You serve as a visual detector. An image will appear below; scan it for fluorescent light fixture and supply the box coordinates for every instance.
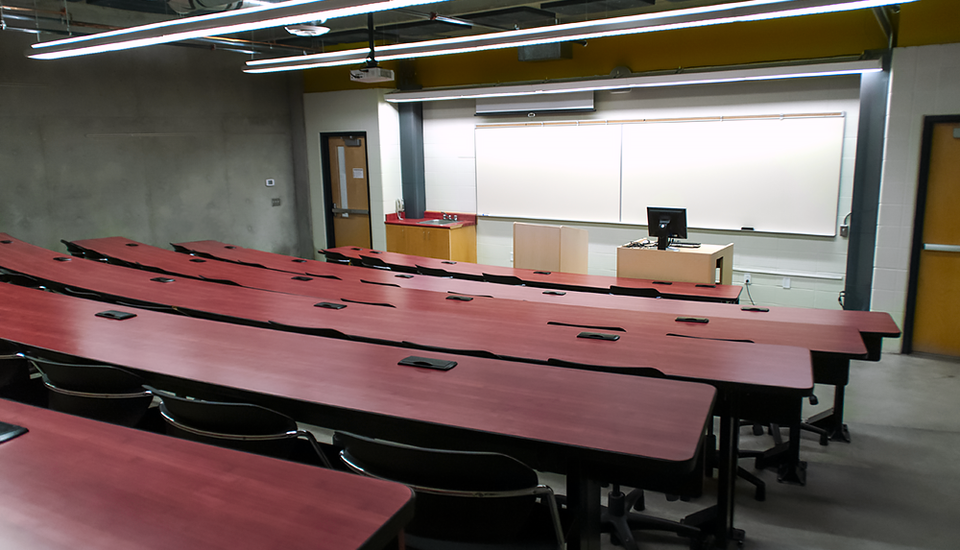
[27,0,445,60]
[245,0,915,74]
[382,58,883,102]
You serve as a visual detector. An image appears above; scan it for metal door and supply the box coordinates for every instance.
[906,119,960,356]
[326,136,371,248]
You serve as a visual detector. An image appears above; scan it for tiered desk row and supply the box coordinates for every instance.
[320,245,743,303]
[0,233,900,549]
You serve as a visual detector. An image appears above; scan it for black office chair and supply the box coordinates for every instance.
[609,285,662,299]
[335,431,566,550]
[319,249,353,265]
[361,254,419,273]
[482,273,525,286]
[0,343,46,405]
[416,265,455,278]
[27,355,154,427]
[145,386,333,468]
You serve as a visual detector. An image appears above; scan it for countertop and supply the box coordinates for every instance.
[385,211,477,228]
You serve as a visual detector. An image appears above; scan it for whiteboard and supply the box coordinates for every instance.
[475,124,621,223]
[620,116,845,235]
[474,114,846,236]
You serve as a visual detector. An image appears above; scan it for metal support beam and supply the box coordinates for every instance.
[843,52,891,311]
[872,7,896,49]
[399,103,426,219]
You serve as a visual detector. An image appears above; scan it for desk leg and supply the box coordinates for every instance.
[805,384,851,442]
[683,404,744,548]
[567,465,601,550]
[751,398,807,485]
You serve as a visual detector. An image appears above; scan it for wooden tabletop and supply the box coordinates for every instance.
[0,399,414,550]
[319,245,743,302]
[0,282,716,480]
[176,239,899,341]
[2,235,819,392]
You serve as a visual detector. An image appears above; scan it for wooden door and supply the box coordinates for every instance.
[909,120,960,356]
[327,136,371,248]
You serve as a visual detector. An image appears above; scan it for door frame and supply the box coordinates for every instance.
[902,114,960,353]
[319,132,372,249]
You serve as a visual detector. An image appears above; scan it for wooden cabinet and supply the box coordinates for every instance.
[386,224,477,262]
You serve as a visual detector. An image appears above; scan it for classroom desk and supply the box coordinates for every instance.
[0,399,414,550]
[0,282,716,550]
[167,238,898,442]
[172,238,900,355]
[4,235,817,546]
[56,235,863,447]
[320,245,743,303]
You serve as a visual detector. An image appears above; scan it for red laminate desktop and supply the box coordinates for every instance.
[320,245,743,302]
[3,235,825,389]
[0,282,715,550]
[0,399,413,550]
[176,239,898,352]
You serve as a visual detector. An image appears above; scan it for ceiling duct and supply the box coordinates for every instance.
[518,42,573,62]
[475,91,594,117]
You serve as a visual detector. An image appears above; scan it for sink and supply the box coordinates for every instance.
[417,219,460,225]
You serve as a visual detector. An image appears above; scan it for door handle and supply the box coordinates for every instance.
[923,243,960,253]
[332,208,369,215]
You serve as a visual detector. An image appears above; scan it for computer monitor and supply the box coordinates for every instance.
[647,207,687,250]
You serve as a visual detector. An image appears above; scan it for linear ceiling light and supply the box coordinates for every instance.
[244,0,916,74]
[26,0,446,60]
[382,58,883,102]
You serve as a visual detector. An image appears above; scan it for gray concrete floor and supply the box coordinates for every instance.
[541,352,960,549]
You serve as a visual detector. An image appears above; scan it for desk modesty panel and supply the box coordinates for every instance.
[0,399,414,550]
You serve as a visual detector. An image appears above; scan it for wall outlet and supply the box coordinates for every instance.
[271,198,281,207]
[265,178,275,187]
[743,273,752,285]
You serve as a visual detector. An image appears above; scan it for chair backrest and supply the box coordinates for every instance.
[609,285,661,298]
[29,356,148,394]
[26,355,152,427]
[335,432,543,543]
[416,265,454,278]
[0,344,30,392]
[146,386,300,458]
[482,273,525,286]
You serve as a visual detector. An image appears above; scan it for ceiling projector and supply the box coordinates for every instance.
[350,67,395,83]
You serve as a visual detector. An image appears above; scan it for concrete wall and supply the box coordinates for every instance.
[0,32,303,255]
[874,43,960,351]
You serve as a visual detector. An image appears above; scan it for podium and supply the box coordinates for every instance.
[617,243,734,285]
